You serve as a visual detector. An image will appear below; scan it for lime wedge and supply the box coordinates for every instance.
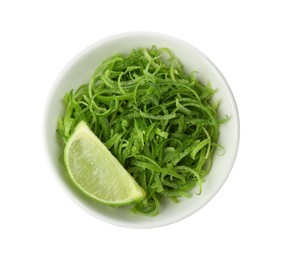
[64,121,146,206]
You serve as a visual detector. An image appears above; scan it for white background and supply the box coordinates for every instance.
[1,0,286,259]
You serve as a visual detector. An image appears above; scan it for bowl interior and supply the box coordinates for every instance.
[45,32,239,228]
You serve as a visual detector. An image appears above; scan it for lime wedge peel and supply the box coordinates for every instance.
[64,121,146,206]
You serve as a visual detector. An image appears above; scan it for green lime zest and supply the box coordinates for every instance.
[57,46,227,216]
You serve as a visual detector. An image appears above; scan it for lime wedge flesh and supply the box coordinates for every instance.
[64,121,146,206]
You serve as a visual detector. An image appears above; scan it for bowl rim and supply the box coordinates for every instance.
[44,31,240,228]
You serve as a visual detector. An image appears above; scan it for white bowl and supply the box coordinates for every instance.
[44,32,240,228]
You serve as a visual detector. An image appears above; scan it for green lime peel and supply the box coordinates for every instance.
[57,46,228,216]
